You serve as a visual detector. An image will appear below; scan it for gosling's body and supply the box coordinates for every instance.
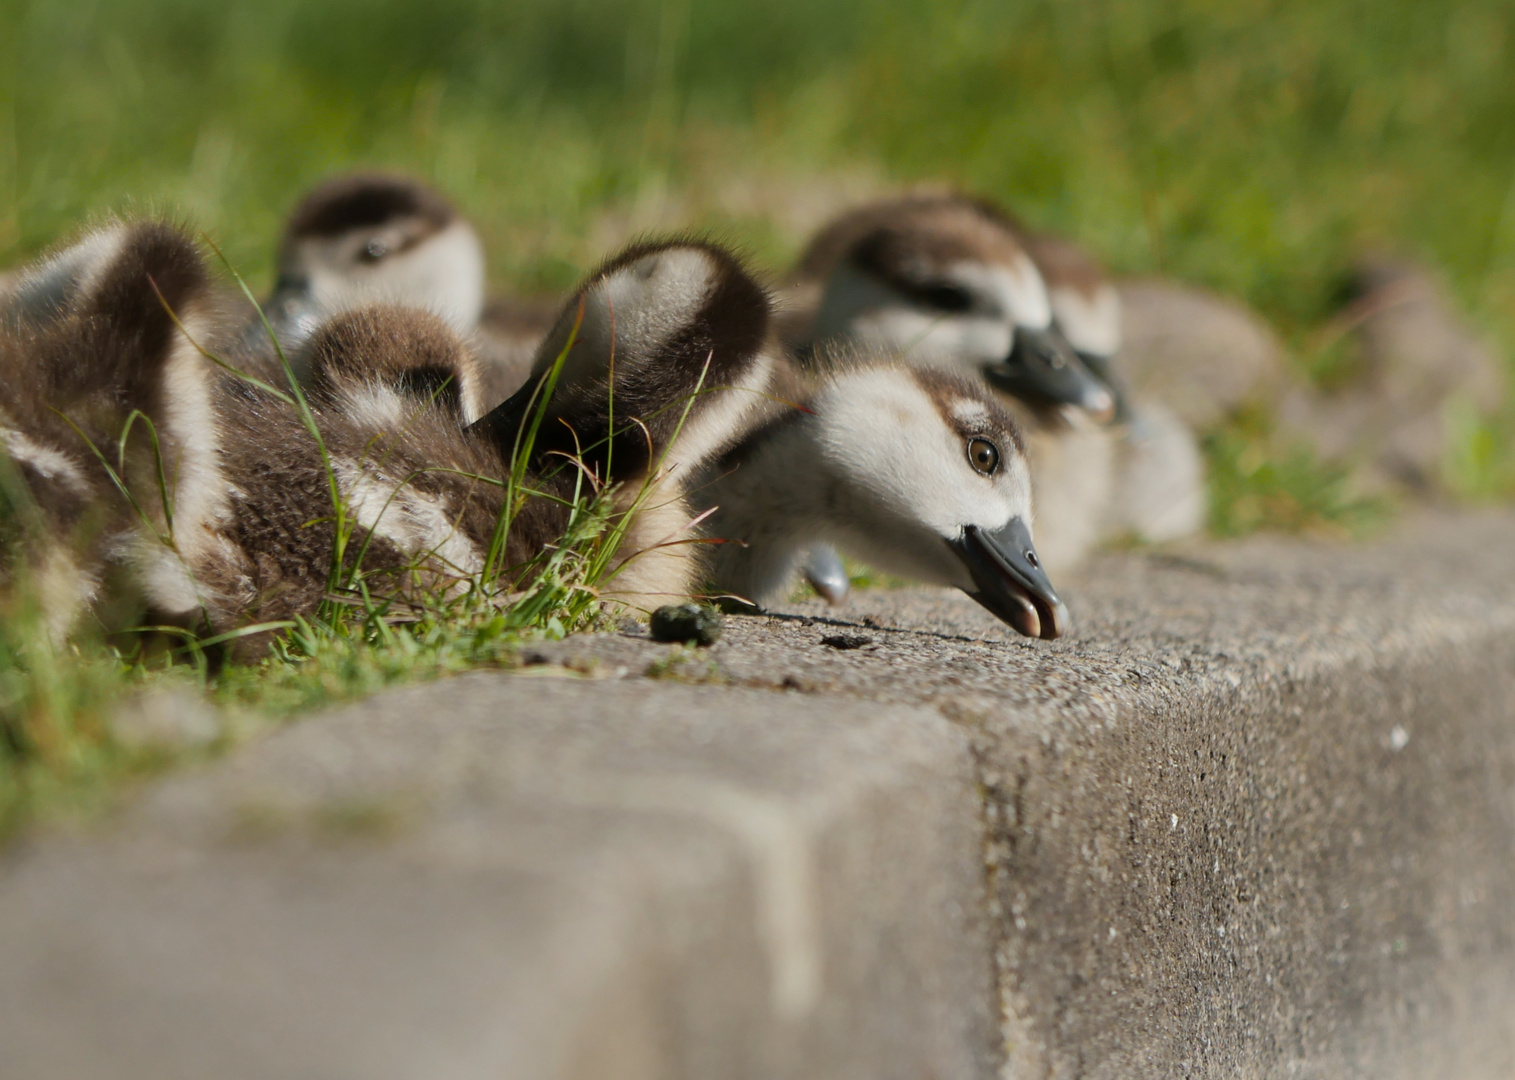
[0,225,772,651]
[1022,230,1206,545]
[3,221,1067,647]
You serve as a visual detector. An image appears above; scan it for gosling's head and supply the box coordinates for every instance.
[802,194,1114,421]
[1021,230,1126,419]
[271,173,486,343]
[802,361,1067,638]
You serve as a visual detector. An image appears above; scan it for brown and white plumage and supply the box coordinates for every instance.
[783,194,1115,575]
[0,224,774,653]
[1019,230,1206,546]
[261,173,553,412]
[788,194,1208,572]
[3,219,1071,651]
[691,354,1067,639]
[0,220,232,641]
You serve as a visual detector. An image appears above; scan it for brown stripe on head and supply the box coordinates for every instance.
[282,173,456,243]
[582,237,770,384]
[906,365,1026,457]
[80,222,210,356]
[57,221,215,416]
[797,193,1030,284]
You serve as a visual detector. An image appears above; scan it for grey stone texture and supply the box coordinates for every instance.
[6,511,1515,1077]
[535,512,1515,1077]
[0,681,993,1080]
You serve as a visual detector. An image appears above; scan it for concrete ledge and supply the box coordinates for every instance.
[0,683,993,1079]
[5,511,1515,1076]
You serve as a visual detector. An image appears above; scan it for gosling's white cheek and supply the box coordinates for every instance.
[950,480,1016,536]
[997,461,1036,531]
[858,310,1012,371]
[817,372,1022,540]
[394,223,487,331]
[950,260,1053,332]
[851,309,935,355]
[305,267,355,315]
[938,317,1013,368]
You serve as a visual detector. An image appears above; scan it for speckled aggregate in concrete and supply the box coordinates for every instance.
[527,511,1515,1078]
[5,511,1515,1079]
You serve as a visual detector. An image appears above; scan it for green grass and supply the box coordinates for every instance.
[3,0,1515,320]
[4,0,1515,826]
[1204,408,1393,538]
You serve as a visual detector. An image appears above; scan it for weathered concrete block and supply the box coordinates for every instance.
[5,512,1515,1077]
[528,511,1515,1076]
[0,682,994,1080]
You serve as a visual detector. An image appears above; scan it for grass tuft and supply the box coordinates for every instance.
[1204,409,1392,539]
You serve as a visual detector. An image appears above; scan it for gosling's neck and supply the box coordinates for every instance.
[695,412,834,607]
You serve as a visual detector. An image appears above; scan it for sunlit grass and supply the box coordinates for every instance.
[1204,408,1393,539]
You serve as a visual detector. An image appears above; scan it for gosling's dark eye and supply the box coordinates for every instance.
[921,281,969,312]
[967,437,1000,476]
[896,278,969,312]
[917,283,974,313]
[360,238,389,263]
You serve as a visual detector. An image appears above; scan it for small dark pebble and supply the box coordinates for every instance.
[650,603,724,646]
[820,633,873,650]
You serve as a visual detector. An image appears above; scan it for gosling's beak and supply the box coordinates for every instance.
[254,273,323,352]
[802,545,852,606]
[986,327,1116,422]
[947,518,1068,640]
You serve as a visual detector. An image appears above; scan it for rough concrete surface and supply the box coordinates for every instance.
[0,683,993,1080]
[528,511,1515,1078]
[5,511,1515,1078]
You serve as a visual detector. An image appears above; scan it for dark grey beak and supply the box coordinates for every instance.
[986,326,1115,422]
[247,273,323,354]
[947,518,1068,640]
[802,545,851,606]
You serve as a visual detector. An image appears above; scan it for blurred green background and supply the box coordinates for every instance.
[2,0,1514,504]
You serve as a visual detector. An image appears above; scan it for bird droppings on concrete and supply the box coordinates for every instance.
[819,633,873,650]
[650,602,725,646]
